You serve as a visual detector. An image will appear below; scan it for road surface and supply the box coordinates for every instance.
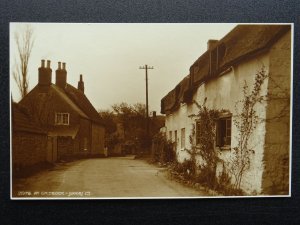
[13,156,208,198]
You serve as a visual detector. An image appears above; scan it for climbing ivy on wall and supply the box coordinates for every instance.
[170,66,270,194]
[188,99,225,188]
[229,66,268,190]
[186,67,268,193]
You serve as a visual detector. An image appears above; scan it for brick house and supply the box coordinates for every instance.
[12,102,47,171]
[160,25,291,195]
[19,60,105,160]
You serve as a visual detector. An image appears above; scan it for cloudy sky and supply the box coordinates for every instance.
[10,23,237,114]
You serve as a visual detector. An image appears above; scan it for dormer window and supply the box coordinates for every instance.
[209,42,226,76]
[55,113,69,125]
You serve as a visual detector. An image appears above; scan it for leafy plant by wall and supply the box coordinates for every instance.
[187,99,225,189]
[228,66,268,190]
[151,133,175,164]
[167,67,271,195]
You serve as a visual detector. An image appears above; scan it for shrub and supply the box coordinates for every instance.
[193,166,217,189]
[151,133,175,164]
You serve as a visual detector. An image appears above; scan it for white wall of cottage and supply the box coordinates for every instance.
[165,52,270,194]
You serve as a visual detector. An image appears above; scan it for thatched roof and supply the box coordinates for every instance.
[161,24,291,114]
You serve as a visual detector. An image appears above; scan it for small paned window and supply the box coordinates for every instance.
[55,113,69,125]
[216,117,231,147]
[181,128,186,149]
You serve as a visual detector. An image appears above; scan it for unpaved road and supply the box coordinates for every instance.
[13,156,208,198]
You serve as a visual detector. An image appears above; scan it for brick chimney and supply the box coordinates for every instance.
[207,39,218,50]
[77,74,84,93]
[56,62,67,89]
[38,59,52,86]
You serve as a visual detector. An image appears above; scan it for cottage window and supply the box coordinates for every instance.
[181,128,185,149]
[169,131,172,141]
[209,43,226,77]
[216,117,231,148]
[55,113,69,125]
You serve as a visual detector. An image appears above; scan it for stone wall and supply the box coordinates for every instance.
[262,30,291,195]
[110,144,123,156]
[12,131,47,169]
[77,118,91,154]
[91,123,105,155]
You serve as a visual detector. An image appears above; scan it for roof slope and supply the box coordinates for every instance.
[51,84,89,119]
[161,75,190,113]
[64,84,104,125]
[12,103,46,134]
[161,24,291,114]
[192,24,290,69]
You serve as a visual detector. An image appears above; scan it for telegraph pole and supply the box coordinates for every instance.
[139,64,154,137]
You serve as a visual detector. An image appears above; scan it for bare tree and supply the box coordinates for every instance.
[13,25,34,98]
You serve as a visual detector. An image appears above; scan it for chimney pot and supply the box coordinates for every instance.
[55,62,67,89]
[78,74,84,93]
[39,60,52,86]
[47,60,51,68]
[207,39,218,50]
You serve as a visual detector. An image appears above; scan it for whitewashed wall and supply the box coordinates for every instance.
[165,52,270,194]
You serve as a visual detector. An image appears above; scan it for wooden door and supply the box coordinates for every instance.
[46,136,58,163]
[46,136,53,163]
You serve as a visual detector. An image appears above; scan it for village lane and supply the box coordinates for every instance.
[13,156,208,198]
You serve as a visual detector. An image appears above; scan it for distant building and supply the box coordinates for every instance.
[19,60,105,160]
[109,119,125,156]
[12,102,47,171]
[108,112,165,156]
[150,112,165,134]
[161,25,291,195]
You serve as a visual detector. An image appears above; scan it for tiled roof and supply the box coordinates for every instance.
[64,84,104,125]
[12,103,46,134]
[51,85,89,119]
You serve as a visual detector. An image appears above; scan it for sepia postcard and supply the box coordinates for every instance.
[10,23,293,199]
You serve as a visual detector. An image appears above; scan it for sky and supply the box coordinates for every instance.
[10,23,237,114]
